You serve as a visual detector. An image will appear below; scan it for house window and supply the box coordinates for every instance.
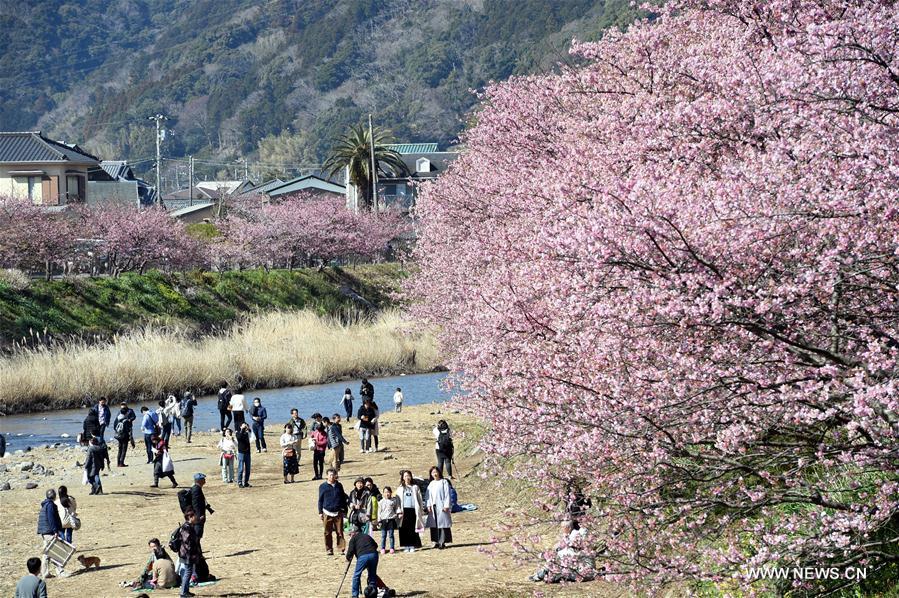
[415,158,431,173]
[383,184,397,196]
[66,175,84,202]
[13,176,41,204]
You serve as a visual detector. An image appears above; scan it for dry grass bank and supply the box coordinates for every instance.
[0,309,440,413]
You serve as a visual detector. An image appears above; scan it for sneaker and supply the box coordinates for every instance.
[262,448,267,452]
[380,548,386,554]
[327,550,334,556]
[389,548,395,554]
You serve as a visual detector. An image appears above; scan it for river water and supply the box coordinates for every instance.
[0,372,452,453]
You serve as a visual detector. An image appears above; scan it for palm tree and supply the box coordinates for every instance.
[323,123,409,212]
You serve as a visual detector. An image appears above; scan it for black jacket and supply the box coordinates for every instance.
[190,484,212,521]
[83,411,100,440]
[357,405,376,429]
[217,388,232,412]
[178,522,201,563]
[360,381,374,399]
[345,532,378,562]
[85,442,109,476]
[235,429,251,453]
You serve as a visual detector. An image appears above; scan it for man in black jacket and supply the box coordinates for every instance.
[346,525,380,598]
[189,474,214,543]
[217,382,232,432]
[180,392,198,443]
[92,397,111,441]
[360,379,374,400]
[85,436,110,495]
[235,423,252,488]
[357,399,376,453]
[318,468,348,555]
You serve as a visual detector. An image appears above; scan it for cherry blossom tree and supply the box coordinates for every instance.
[410,0,899,593]
[0,196,77,279]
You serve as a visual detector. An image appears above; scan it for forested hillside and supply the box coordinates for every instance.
[0,0,636,183]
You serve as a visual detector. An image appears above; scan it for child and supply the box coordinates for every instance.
[310,423,328,480]
[378,486,401,554]
[393,388,403,413]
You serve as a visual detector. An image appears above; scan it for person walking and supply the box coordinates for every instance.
[433,419,455,479]
[378,486,401,554]
[140,406,158,463]
[357,398,376,453]
[345,523,380,598]
[327,414,350,472]
[250,397,267,453]
[426,466,453,549]
[234,422,252,488]
[228,388,248,429]
[54,485,78,545]
[188,473,214,544]
[180,392,198,444]
[81,407,100,445]
[310,422,328,480]
[84,436,109,495]
[151,436,178,488]
[217,381,232,432]
[318,468,348,556]
[279,424,299,484]
[14,557,47,598]
[218,429,236,484]
[341,388,354,422]
[113,401,136,467]
[93,397,111,441]
[156,400,172,445]
[397,470,425,552]
[393,388,403,413]
[177,509,201,598]
[37,489,68,578]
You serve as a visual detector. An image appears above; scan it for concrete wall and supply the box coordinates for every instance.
[87,180,139,206]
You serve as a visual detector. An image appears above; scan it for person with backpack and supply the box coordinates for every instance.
[113,401,136,467]
[85,436,110,495]
[54,485,79,545]
[179,392,198,444]
[151,436,178,489]
[234,422,252,488]
[279,423,299,484]
[327,414,350,472]
[174,509,201,598]
[357,398,377,453]
[140,406,159,463]
[217,381,233,432]
[250,397,267,453]
[433,419,455,479]
[318,468,348,556]
[341,388,354,421]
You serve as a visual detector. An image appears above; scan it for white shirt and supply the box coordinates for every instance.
[229,394,247,412]
[393,391,403,404]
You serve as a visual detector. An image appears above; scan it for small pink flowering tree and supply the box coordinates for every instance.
[410,0,899,593]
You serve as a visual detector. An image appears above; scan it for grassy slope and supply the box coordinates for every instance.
[0,263,407,345]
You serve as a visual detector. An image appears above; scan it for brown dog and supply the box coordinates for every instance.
[77,554,101,569]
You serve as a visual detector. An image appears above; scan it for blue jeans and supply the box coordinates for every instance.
[351,552,379,598]
[162,422,172,444]
[144,434,153,462]
[174,417,182,435]
[252,422,266,450]
[180,562,195,596]
[58,528,73,544]
[380,519,396,550]
[237,452,251,486]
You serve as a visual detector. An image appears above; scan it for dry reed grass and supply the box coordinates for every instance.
[0,309,440,413]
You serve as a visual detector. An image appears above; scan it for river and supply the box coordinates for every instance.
[0,372,452,453]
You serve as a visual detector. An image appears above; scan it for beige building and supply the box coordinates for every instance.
[0,131,100,205]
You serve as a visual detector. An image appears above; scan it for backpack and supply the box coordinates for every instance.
[168,524,183,552]
[437,430,454,456]
[217,389,231,411]
[177,488,192,513]
[114,418,127,439]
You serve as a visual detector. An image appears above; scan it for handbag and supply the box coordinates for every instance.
[162,450,174,473]
[283,447,296,459]
[66,510,82,531]
[223,451,235,460]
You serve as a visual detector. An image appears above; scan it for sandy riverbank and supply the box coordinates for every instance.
[0,404,619,598]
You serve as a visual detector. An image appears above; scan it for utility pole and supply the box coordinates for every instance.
[368,113,378,216]
[244,158,249,182]
[148,114,167,204]
[189,155,194,206]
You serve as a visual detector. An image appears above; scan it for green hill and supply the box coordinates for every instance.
[0,0,636,183]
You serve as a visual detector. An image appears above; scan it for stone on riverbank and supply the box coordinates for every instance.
[24,482,37,489]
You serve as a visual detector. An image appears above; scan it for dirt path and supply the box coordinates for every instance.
[0,405,621,597]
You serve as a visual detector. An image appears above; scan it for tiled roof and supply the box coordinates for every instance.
[0,131,100,164]
[384,143,439,154]
[267,174,346,197]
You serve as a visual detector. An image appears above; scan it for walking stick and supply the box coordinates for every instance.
[335,559,352,598]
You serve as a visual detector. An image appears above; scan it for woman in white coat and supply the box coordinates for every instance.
[425,465,453,549]
[397,470,425,552]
